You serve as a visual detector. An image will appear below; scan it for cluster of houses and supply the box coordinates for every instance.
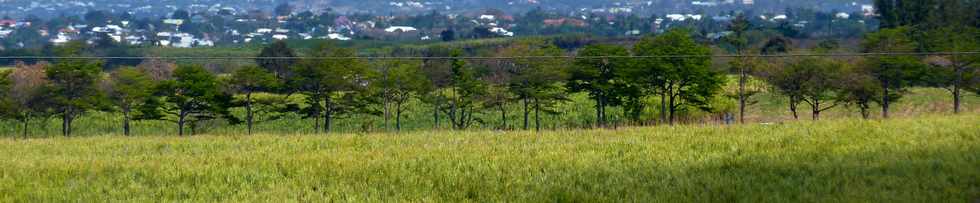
[0,0,878,49]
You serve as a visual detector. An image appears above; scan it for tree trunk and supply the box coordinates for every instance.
[789,96,799,120]
[738,63,747,124]
[660,91,668,124]
[811,100,821,121]
[523,96,530,130]
[450,91,458,129]
[245,92,253,135]
[499,102,507,130]
[534,98,541,131]
[177,111,186,136]
[860,104,871,119]
[123,108,131,136]
[433,100,440,129]
[953,83,961,114]
[596,96,606,128]
[21,116,29,139]
[396,102,403,131]
[668,93,676,126]
[313,94,321,133]
[324,96,332,133]
[62,108,70,137]
[882,81,890,119]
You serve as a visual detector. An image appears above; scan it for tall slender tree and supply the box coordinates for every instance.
[568,44,632,127]
[105,67,157,136]
[371,60,430,131]
[256,40,298,81]
[46,60,105,137]
[444,50,486,130]
[228,66,279,135]
[920,26,979,114]
[723,14,752,124]
[503,40,568,131]
[631,29,725,125]
[148,65,238,136]
[293,42,370,133]
[0,62,52,138]
[862,27,926,118]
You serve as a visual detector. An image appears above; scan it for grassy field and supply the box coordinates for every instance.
[0,115,977,201]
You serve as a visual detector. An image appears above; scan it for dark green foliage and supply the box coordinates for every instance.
[106,67,157,136]
[875,0,980,29]
[760,36,793,55]
[444,50,487,130]
[292,42,373,133]
[0,63,53,138]
[228,66,279,134]
[568,44,634,127]
[371,60,431,131]
[919,26,980,113]
[783,57,846,120]
[147,65,238,136]
[838,65,885,119]
[630,29,726,125]
[862,27,928,118]
[502,40,569,130]
[46,60,106,136]
[256,41,298,81]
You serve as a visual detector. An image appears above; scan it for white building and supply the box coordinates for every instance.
[490,27,514,37]
[326,33,351,41]
[385,26,418,32]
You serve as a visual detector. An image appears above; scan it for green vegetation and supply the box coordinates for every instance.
[0,115,976,201]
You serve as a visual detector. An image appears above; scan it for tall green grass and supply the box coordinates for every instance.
[0,115,977,201]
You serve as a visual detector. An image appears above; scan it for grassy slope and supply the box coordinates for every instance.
[0,115,977,201]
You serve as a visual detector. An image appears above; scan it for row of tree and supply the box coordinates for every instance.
[2,25,976,137]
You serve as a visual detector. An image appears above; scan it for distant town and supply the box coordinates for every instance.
[0,0,876,49]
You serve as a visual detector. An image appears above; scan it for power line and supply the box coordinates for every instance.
[0,52,978,60]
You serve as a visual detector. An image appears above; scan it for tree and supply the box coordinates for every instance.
[920,26,980,114]
[419,46,454,129]
[875,0,979,29]
[568,44,632,127]
[228,66,279,135]
[83,10,109,27]
[105,67,156,136]
[441,29,456,42]
[722,14,752,124]
[503,41,568,131]
[46,60,106,137]
[761,60,805,120]
[136,59,177,81]
[839,63,884,119]
[171,10,191,21]
[631,29,725,125]
[275,3,294,17]
[445,50,486,130]
[481,69,512,130]
[761,36,793,55]
[862,27,926,118]
[371,60,431,131]
[256,41,298,81]
[786,57,846,120]
[0,62,52,138]
[149,65,237,136]
[292,43,371,133]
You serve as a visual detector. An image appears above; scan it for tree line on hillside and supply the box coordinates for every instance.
[1,27,977,137]
[0,1,978,137]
